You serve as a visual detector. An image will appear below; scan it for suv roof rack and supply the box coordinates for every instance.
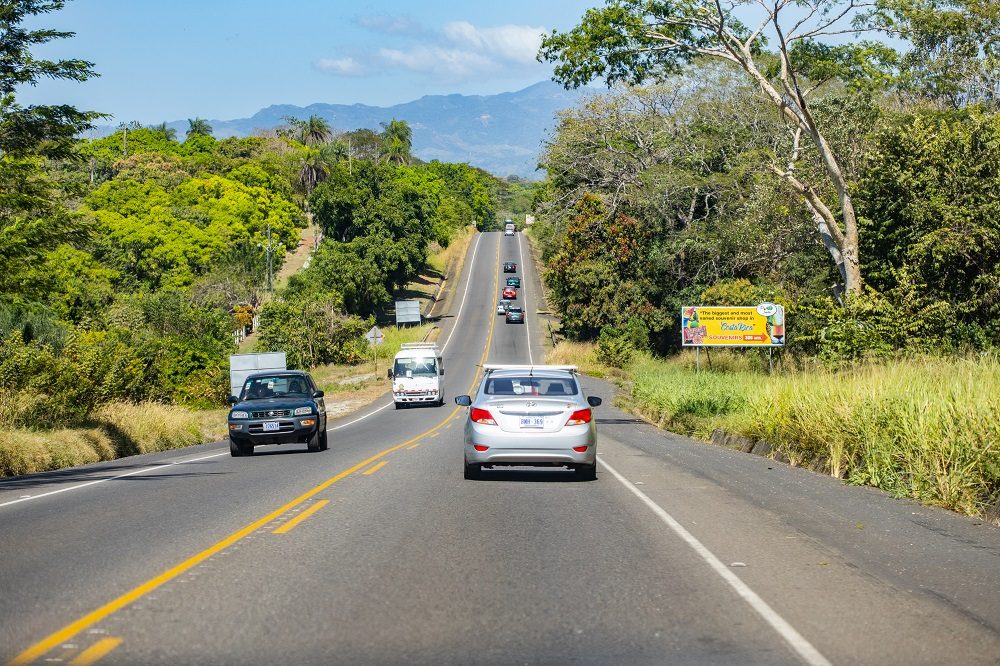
[400,342,439,350]
[482,364,578,376]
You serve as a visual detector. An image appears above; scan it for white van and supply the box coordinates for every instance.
[390,342,445,408]
[504,220,515,236]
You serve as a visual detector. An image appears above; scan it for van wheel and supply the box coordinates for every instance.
[394,402,403,410]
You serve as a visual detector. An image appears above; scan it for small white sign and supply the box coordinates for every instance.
[365,326,385,346]
[756,302,778,317]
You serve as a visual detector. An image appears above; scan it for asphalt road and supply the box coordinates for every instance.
[1,231,999,665]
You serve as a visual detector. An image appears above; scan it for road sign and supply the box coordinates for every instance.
[395,299,421,325]
[365,326,385,346]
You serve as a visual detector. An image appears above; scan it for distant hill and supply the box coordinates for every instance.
[98,81,592,178]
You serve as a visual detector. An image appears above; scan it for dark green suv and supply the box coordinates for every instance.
[227,371,327,456]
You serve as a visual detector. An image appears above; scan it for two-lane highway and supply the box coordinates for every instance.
[2,231,999,665]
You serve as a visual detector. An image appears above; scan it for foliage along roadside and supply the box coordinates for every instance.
[549,341,1000,521]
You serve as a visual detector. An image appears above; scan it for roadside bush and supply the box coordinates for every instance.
[255,294,368,368]
[596,326,634,368]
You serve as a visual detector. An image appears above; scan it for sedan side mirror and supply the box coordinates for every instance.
[587,396,602,407]
[228,395,239,405]
[454,395,472,406]
[312,390,325,398]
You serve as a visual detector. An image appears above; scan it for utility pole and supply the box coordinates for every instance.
[266,224,274,292]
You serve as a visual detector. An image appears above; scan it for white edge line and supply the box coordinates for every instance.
[598,457,833,666]
[332,231,483,430]
[516,231,533,365]
[0,452,229,509]
[441,231,483,354]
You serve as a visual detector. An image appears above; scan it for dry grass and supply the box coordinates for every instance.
[0,401,226,476]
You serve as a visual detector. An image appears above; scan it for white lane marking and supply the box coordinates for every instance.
[0,452,229,509]
[515,231,533,365]
[327,401,392,431]
[442,232,483,354]
[598,458,833,666]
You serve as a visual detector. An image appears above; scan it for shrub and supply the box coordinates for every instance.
[596,326,634,368]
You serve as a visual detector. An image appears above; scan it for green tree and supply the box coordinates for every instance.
[186,117,213,139]
[380,119,412,165]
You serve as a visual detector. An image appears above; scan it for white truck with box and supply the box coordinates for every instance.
[229,352,287,399]
[389,343,444,408]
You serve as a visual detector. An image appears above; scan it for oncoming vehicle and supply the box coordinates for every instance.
[455,365,602,480]
[503,262,517,273]
[390,342,445,408]
[227,371,327,456]
[502,286,517,300]
[505,306,524,324]
[497,299,511,315]
[506,276,521,288]
[504,221,515,236]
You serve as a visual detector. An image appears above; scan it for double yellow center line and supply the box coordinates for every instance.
[9,234,501,666]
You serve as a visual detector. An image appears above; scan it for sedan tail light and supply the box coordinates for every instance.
[473,444,489,452]
[565,408,592,426]
[470,407,497,425]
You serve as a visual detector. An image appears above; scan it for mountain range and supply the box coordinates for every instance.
[111,81,592,178]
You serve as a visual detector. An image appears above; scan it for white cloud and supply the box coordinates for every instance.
[319,20,549,82]
[378,46,495,79]
[315,57,366,76]
[441,21,546,65]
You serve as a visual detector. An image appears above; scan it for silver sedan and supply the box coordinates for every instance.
[454,365,601,480]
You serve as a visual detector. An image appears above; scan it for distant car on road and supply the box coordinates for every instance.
[455,365,602,480]
[506,276,521,288]
[503,262,517,273]
[505,306,524,324]
[502,286,517,300]
[227,371,327,456]
[497,299,511,315]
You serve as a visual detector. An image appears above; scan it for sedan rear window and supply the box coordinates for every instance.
[484,377,578,396]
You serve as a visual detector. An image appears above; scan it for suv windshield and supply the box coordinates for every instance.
[242,375,309,400]
[394,356,438,378]
[484,376,576,396]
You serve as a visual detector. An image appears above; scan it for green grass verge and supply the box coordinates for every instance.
[549,342,1000,519]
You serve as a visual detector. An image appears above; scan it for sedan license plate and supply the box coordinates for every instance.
[262,421,280,432]
[519,416,544,429]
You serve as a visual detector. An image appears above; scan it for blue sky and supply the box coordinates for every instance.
[19,0,598,125]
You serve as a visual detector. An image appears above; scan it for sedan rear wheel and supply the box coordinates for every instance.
[576,463,597,481]
[463,460,481,480]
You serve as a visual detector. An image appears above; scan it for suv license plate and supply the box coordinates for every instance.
[263,421,280,432]
[519,417,544,429]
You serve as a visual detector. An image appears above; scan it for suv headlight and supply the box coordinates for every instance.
[230,410,249,419]
[293,406,313,416]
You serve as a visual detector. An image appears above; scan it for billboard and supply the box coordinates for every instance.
[395,299,422,325]
[681,303,785,347]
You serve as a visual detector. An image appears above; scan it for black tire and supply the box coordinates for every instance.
[464,461,481,480]
[307,429,321,452]
[319,429,329,451]
[576,463,597,481]
[229,438,252,457]
[394,402,403,410]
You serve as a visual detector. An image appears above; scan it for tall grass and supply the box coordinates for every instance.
[0,401,225,476]
[549,342,1000,519]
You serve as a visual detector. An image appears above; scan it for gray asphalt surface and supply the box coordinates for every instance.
[1,231,999,665]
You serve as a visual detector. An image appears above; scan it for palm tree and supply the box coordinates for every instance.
[151,122,177,141]
[380,119,412,165]
[298,146,331,196]
[302,115,333,146]
[186,117,213,139]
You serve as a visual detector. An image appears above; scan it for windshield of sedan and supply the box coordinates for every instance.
[484,376,577,396]
[241,375,309,400]
[394,356,438,378]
